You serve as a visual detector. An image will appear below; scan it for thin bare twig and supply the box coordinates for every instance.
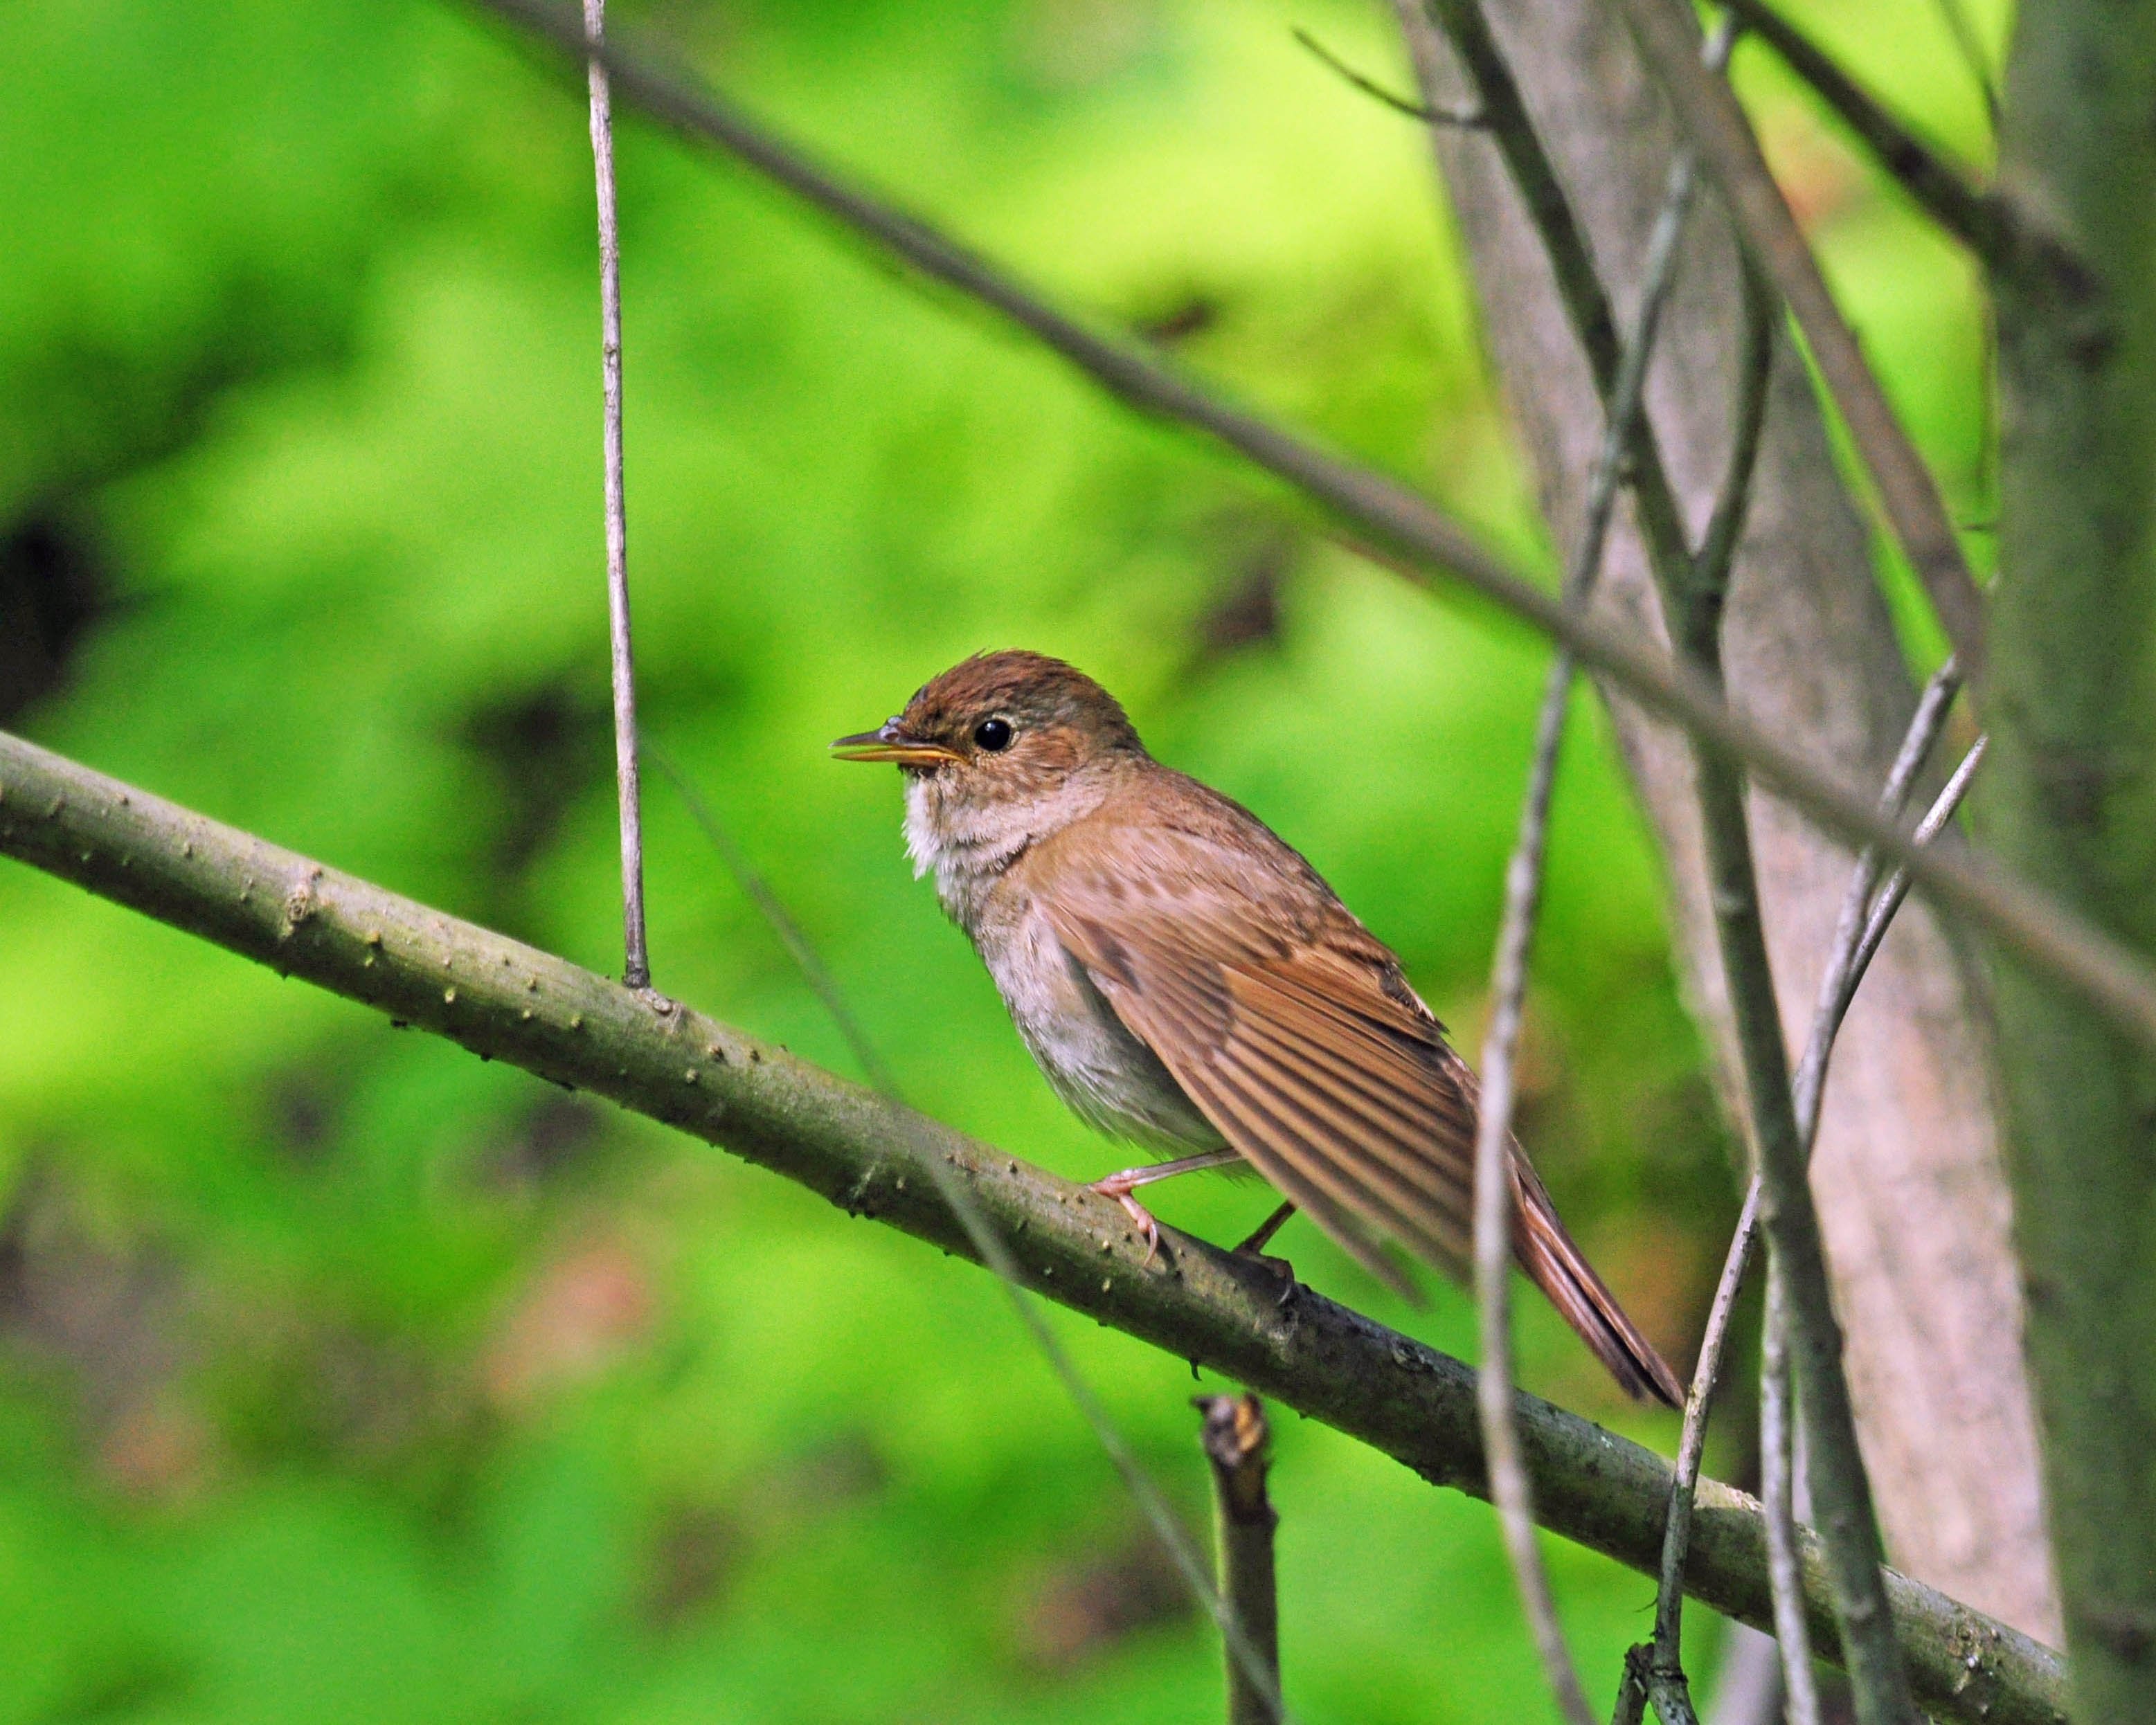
[1624,237,1779,1725]
[464,0,2156,1089]
[1607,0,1988,672]
[1657,660,1969,1725]
[1198,1395,1283,1725]
[1716,0,2007,261]
[1471,31,1731,1719]
[578,38,1271,1704]
[1650,1180,1759,1718]
[643,741,902,1101]
[583,0,652,991]
[1768,724,1987,1724]
[1758,1265,1822,1725]
[1763,658,1964,1722]
[1848,734,1989,986]
[1291,28,1480,126]
[1786,661,1966,1143]
[1662,241,1921,1720]
[1696,753,1919,1725]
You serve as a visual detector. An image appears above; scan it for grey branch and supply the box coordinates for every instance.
[1761,723,1988,1722]
[464,0,2156,1056]
[1759,1266,1821,1725]
[1666,672,1976,1725]
[1606,0,1987,670]
[1471,30,1729,1717]
[0,730,2067,1725]
[1197,1395,1283,1725]
[1291,29,1480,127]
[582,0,651,991]
[1677,329,1920,1725]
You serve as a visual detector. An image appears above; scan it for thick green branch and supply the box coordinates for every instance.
[0,737,2065,1725]
[1989,0,2156,1718]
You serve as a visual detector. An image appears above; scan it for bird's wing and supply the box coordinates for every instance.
[1037,824,1473,1301]
[1040,814,1685,1404]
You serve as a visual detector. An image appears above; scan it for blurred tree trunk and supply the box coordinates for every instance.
[1986,0,2156,1715]
[1389,0,2061,1643]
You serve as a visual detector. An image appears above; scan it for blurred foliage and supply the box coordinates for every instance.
[0,0,1996,1717]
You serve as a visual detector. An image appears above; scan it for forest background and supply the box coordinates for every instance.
[0,0,1992,1718]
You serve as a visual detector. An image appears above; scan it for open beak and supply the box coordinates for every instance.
[830,719,960,767]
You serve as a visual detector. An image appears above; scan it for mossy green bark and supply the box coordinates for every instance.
[1991,5,2156,1718]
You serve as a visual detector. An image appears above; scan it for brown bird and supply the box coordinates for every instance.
[834,651,1683,1406]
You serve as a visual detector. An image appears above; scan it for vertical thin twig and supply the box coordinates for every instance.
[1758,1265,1822,1725]
[1761,707,1986,1722]
[1673,239,1919,1723]
[1649,1182,1755,1710]
[575,18,1273,1708]
[1608,0,1987,670]
[1471,30,1731,1724]
[585,0,651,991]
[1618,242,1777,1725]
[1752,723,1990,1718]
[1197,1395,1283,1725]
[1658,658,1963,1725]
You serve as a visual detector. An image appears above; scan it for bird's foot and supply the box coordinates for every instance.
[1086,1171,1164,1267]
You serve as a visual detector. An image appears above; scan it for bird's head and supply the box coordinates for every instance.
[832,650,1146,796]
[834,651,1151,877]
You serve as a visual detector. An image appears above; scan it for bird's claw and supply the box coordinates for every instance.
[1087,1175,1163,1267]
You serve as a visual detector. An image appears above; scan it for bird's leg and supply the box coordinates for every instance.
[1234,1200,1296,1256]
[1087,1150,1246,1265]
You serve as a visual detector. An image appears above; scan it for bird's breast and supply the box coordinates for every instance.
[973,890,1222,1154]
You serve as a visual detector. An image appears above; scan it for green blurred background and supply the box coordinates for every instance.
[0,0,1995,1717]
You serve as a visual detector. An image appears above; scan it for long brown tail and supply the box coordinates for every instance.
[1509,1153,1687,1408]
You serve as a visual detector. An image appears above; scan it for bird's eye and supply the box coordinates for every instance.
[973,716,1014,752]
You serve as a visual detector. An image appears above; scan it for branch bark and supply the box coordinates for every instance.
[0,730,2067,1725]
[1197,1396,1283,1725]
[1987,1,2156,1718]
[1391,0,2058,1645]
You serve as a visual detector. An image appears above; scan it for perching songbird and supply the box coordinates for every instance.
[834,650,1682,1406]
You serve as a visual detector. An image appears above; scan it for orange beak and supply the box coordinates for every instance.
[830,719,960,767]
